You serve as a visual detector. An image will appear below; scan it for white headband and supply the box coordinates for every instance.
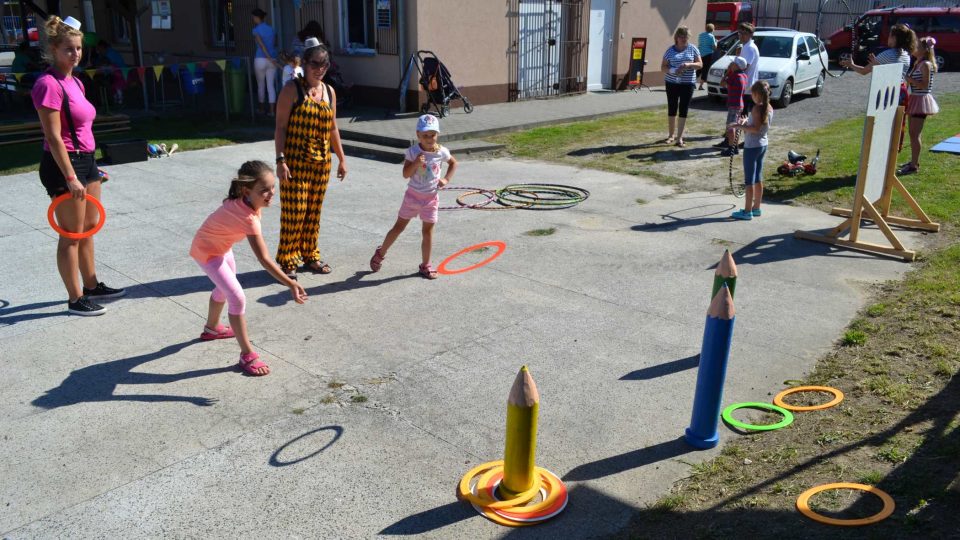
[62,16,82,31]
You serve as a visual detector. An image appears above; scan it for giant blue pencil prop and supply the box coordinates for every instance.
[685,284,736,449]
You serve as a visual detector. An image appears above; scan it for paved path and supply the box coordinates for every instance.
[1,142,923,538]
[341,87,709,145]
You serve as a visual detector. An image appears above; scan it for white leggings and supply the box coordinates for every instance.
[254,57,278,104]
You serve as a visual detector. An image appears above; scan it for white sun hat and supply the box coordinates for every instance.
[62,16,82,30]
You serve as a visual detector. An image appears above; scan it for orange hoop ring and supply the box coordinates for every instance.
[796,483,895,526]
[774,386,844,412]
[437,241,506,275]
[47,193,106,240]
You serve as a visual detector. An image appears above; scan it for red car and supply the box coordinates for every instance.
[825,6,959,71]
[707,2,754,38]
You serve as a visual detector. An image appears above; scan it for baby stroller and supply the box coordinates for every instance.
[417,51,472,118]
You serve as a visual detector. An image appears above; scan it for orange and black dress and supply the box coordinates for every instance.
[277,77,333,273]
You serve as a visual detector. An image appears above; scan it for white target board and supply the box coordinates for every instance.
[861,63,903,202]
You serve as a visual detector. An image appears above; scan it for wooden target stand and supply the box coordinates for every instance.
[795,106,939,261]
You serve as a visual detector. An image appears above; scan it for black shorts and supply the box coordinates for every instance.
[39,151,99,197]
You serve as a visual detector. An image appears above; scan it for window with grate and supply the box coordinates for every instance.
[339,0,398,54]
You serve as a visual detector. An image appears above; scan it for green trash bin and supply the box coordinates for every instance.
[227,63,248,114]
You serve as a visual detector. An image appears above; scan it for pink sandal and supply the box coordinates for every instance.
[370,246,386,272]
[200,324,235,341]
[239,351,270,376]
[419,263,438,280]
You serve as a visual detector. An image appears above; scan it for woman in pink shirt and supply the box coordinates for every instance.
[191,160,307,376]
[32,15,125,316]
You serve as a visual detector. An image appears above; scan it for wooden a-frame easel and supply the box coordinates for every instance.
[795,106,939,261]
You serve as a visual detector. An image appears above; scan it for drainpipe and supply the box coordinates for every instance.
[397,0,406,112]
[133,0,148,111]
[83,0,95,32]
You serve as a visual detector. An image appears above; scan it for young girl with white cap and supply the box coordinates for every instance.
[369,114,458,279]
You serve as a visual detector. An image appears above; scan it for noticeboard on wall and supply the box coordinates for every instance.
[628,37,647,87]
[376,0,392,29]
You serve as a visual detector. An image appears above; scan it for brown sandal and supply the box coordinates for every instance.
[304,260,332,274]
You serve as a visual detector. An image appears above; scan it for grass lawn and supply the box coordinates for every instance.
[0,115,272,176]
[498,95,960,538]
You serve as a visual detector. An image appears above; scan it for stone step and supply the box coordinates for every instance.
[341,139,505,163]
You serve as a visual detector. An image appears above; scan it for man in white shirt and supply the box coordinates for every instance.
[737,23,760,110]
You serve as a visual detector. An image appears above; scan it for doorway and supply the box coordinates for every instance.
[587,0,614,90]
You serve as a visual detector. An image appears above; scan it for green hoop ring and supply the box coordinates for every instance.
[722,402,794,431]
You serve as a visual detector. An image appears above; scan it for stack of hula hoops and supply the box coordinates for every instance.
[440,183,589,211]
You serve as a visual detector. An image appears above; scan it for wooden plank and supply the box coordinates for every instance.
[878,106,906,215]
[829,208,941,232]
[891,176,937,227]
[861,198,905,251]
[849,117,875,242]
[795,230,915,261]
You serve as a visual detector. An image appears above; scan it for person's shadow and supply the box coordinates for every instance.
[258,271,418,307]
[32,339,232,409]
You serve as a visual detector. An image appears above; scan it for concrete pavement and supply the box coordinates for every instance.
[0,142,923,538]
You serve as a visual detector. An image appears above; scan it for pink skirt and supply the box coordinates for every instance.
[906,94,939,116]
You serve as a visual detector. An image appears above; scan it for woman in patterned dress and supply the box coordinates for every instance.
[273,38,347,279]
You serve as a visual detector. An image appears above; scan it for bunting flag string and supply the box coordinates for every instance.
[7,59,240,86]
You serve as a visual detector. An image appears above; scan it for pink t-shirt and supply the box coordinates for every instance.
[31,70,97,153]
[190,199,262,263]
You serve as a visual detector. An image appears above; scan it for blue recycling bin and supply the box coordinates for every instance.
[180,68,205,96]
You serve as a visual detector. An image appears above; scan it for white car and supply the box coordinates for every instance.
[706,30,828,108]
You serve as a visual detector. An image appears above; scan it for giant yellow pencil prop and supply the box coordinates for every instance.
[502,365,540,496]
[456,365,568,527]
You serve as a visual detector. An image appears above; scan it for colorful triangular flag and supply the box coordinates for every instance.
[136,66,146,83]
[152,65,164,79]
[185,62,196,76]
[215,60,226,71]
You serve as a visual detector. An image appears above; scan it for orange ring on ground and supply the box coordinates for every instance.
[796,482,895,526]
[774,385,844,412]
[47,193,106,240]
[484,468,568,520]
[437,240,506,275]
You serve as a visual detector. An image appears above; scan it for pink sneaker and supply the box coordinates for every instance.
[200,324,235,341]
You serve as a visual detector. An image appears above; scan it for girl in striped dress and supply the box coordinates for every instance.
[273,38,348,279]
[901,37,940,176]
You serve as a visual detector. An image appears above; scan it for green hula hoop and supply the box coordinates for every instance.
[722,402,794,431]
[495,189,586,206]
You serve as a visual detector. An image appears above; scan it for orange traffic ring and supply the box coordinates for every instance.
[774,386,844,412]
[47,193,106,240]
[457,459,569,527]
[796,482,895,526]
[437,241,506,275]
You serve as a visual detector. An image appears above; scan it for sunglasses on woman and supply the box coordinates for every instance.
[306,60,328,70]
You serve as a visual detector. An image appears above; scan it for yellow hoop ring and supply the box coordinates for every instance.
[485,468,568,519]
[456,460,542,509]
[774,385,844,412]
[47,193,106,240]
[796,483,895,526]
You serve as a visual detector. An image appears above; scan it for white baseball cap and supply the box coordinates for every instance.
[416,114,440,133]
[733,56,747,70]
